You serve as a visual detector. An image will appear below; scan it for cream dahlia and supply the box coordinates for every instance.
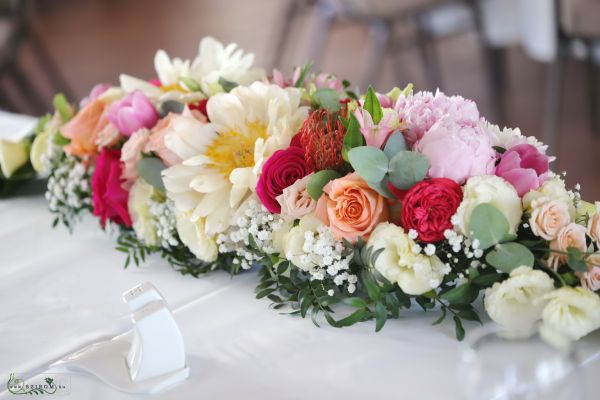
[162,81,308,235]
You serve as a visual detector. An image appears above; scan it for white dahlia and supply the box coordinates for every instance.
[162,81,308,236]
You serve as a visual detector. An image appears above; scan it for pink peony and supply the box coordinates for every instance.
[495,144,550,197]
[395,90,479,147]
[256,147,312,213]
[92,149,132,228]
[120,129,150,189]
[107,90,158,136]
[415,117,496,184]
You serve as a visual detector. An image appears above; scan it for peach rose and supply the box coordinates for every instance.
[61,99,109,158]
[548,223,587,270]
[529,197,570,240]
[315,172,389,243]
[588,203,600,246]
[581,266,600,292]
[121,129,150,189]
[276,174,316,220]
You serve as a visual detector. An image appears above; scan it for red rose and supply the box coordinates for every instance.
[91,149,132,228]
[256,147,312,213]
[401,178,462,242]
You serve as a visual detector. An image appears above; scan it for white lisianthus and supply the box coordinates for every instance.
[0,138,29,178]
[174,210,218,262]
[454,175,522,236]
[367,223,448,295]
[162,81,308,236]
[282,215,322,271]
[128,179,159,246]
[540,287,600,342]
[522,177,575,219]
[484,266,555,335]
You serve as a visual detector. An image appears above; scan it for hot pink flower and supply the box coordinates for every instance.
[495,144,550,197]
[107,90,158,136]
[92,149,132,228]
[256,147,312,213]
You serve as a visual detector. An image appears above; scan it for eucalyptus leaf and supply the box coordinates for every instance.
[364,86,383,124]
[218,77,238,92]
[342,113,364,161]
[366,176,395,199]
[137,157,167,193]
[306,170,341,200]
[485,242,534,273]
[160,100,185,115]
[468,203,510,250]
[383,131,406,159]
[313,88,342,112]
[179,77,202,92]
[387,151,429,189]
[567,247,588,272]
[439,283,477,305]
[348,147,389,183]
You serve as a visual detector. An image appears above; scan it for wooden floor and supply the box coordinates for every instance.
[5,0,600,199]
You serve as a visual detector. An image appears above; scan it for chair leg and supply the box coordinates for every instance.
[7,64,47,114]
[544,41,566,155]
[359,19,390,90]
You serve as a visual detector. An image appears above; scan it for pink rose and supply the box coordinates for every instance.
[143,113,186,167]
[276,174,316,220]
[121,129,150,189]
[92,149,132,228]
[495,144,549,197]
[314,172,389,243]
[394,90,479,147]
[548,223,588,269]
[588,211,600,247]
[581,262,600,292]
[415,117,496,184]
[529,197,570,240]
[107,90,158,136]
[256,147,312,213]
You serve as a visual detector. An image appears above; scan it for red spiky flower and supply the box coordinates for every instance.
[296,107,347,172]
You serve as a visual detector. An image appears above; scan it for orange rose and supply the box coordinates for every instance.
[61,99,109,158]
[315,172,389,243]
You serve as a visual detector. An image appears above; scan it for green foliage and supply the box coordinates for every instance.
[485,242,534,273]
[342,113,364,162]
[306,170,341,200]
[313,88,342,112]
[160,100,185,115]
[567,247,589,272]
[179,77,202,92]
[468,203,511,250]
[387,151,429,189]
[137,157,167,193]
[347,146,388,182]
[383,132,407,159]
[364,86,383,124]
[53,93,72,122]
[294,62,313,88]
[218,77,238,92]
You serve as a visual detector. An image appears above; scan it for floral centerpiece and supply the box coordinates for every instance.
[35,37,600,342]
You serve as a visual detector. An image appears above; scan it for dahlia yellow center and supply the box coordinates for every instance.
[205,121,267,177]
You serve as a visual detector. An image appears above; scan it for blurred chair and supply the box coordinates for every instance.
[545,0,600,150]
[271,0,477,91]
[0,0,73,113]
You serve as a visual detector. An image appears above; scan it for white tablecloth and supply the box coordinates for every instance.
[1,192,599,399]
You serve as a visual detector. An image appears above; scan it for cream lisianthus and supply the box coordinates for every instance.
[367,223,448,295]
[484,266,555,336]
[162,81,308,236]
[128,179,159,246]
[175,210,218,262]
[453,175,522,236]
[540,287,600,342]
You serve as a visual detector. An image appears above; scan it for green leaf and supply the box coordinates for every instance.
[348,146,389,183]
[567,247,588,272]
[468,203,510,250]
[387,151,429,189]
[137,157,167,193]
[326,309,371,328]
[294,62,313,88]
[364,86,383,124]
[457,308,482,323]
[561,271,579,285]
[218,77,238,92]
[453,315,466,341]
[179,77,202,92]
[485,242,534,273]
[53,93,71,122]
[306,170,341,200]
[366,176,395,199]
[432,307,447,325]
[439,283,477,305]
[383,131,406,159]
[313,88,342,112]
[361,270,381,302]
[471,272,505,287]
[342,113,364,161]
[343,297,368,308]
[374,302,387,332]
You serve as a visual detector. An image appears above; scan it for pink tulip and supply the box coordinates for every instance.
[495,144,550,197]
[107,90,159,136]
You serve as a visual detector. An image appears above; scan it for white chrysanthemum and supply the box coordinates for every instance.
[162,81,308,235]
[154,49,191,86]
[485,120,555,162]
[191,37,265,94]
